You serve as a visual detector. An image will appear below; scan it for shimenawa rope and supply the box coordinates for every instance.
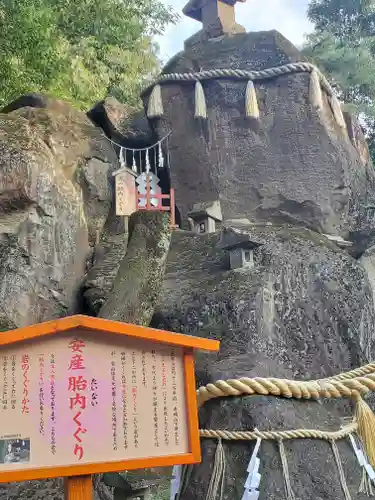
[199,421,358,441]
[142,61,346,128]
[141,62,332,96]
[197,362,375,467]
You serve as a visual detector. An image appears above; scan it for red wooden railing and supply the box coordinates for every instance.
[136,174,177,228]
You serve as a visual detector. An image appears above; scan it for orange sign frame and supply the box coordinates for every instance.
[0,315,220,483]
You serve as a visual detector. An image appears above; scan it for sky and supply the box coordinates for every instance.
[156,0,314,62]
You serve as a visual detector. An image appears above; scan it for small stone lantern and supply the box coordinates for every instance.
[218,227,262,270]
[188,200,223,234]
[227,243,255,270]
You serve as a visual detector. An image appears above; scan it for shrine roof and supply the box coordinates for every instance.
[0,315,220,352]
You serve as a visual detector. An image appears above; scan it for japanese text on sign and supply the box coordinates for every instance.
[0,332,189,470]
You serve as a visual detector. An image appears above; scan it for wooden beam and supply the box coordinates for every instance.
[64,475,92,500]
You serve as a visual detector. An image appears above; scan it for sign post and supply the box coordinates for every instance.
[0,315,219,500]
[112,166,138,237]
[64,475,92,500]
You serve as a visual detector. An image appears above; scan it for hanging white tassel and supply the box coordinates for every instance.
[309,69,323,111]
[359,467,374,496]
[132,150,137,174]
[195,81,207,119]
[159,143,164,169]
[147,84,164,118]
[119,147,126,168]
[245,80,260,119]
[329,94,347,129]
[205,439,226,500]
[146,148,151,173]
[331,440,352,500]
[278,440,295,500]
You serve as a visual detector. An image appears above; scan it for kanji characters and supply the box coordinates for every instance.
[68,354,85,370]
[69,338,88,460]
[68,375,88,392]
[70,393,87,410]
[68,339,86,353]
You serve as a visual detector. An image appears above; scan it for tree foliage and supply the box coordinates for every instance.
[303,0,375,151]
[308,0,375,39]
[0,0,178,110]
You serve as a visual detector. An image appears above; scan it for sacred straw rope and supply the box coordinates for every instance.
[199,421,358,441]
[141,62,333,97]
[144,60,346,124]
[196,362,375,468]
[325,363,375,381]
[196,363,375,408]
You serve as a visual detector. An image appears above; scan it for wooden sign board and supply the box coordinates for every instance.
[0,315,219,482]
[114,169,137,217]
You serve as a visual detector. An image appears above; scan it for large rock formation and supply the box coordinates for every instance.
[142,31,375,241]
[0,25,375,500]
[88,96,154,148]
[152,223,375,499]
[0,95,117,329]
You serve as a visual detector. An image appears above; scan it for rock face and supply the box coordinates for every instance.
[99,210,172,325]
[88,96,155,148]
[0,28,375,500]
[152,223,375,499]
[0,96,118,329]
[142,30,375,239]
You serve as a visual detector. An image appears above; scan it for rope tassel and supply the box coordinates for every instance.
[331,440,352,500]
[245,80,260,119]
[359,466,374,496]
[329,94,346,129]
[206,439,226,500]
[309,69,323,110]
[195,81,207,119]
[355,394,375,468]
[278,440,295,500]
[147,84,164,118]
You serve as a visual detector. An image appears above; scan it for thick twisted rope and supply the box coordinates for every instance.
[325,363,375,381]
[196,363,375,408]
[199,421,358,441]
[141,62,333,97]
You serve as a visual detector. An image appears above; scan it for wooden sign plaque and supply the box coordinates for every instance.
[0,315,219,486]
[114,168,137,217]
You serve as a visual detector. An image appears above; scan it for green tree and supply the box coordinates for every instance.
[307,0,375,39]
[0,0,178,110]
[304,0,375,153]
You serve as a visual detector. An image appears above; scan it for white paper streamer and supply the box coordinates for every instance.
[113,133,170,176]
[119,147,126,168]
[136,172,161,208]
[132,150,137,173]
[243,433,262,500]
[159,144,164,169]
[145,149,151,173]
[349,433,375,483]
